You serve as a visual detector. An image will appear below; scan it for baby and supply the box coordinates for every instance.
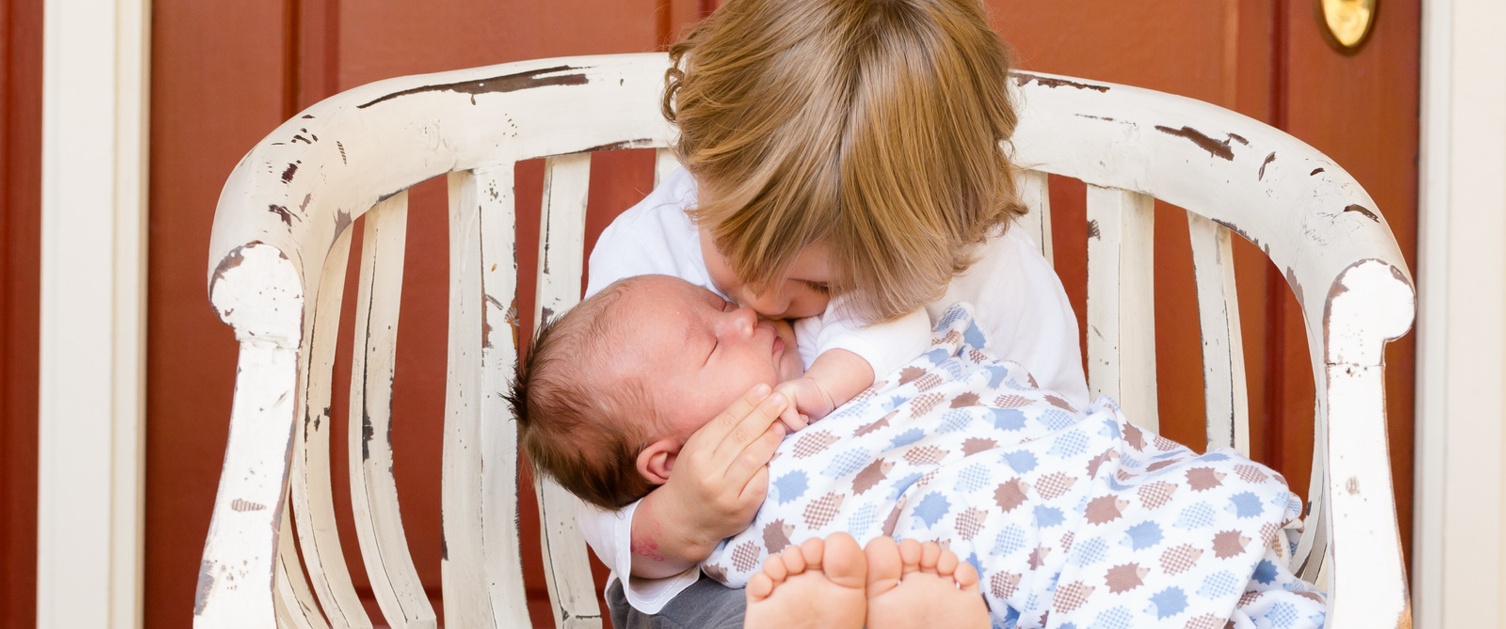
[515,274,1328,628]
[514,273,991,628]
[516,273,842,510]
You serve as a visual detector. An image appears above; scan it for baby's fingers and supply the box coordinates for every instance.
[779,405,809,432]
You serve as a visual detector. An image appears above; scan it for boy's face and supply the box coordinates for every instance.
[698,223,833,319]
[606,275,804,443]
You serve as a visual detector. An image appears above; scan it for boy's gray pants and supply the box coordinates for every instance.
[607,575,745,628]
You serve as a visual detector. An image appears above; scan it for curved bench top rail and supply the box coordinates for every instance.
[208,55,1412,363]
[207,53,674,336]
[1008,71,1413,358]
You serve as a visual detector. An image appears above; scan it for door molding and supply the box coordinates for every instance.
[37,0,150,626]
[1415,0,1506,625]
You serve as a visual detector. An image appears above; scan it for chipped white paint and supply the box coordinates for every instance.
[1012,70,1414,628]
[1187,214,1250,454]
[442,168,507,627]
[471,165,532,628]
[275,497,331,629]
[1013,169,1053,265]
[200,55,1412,628]
[347,192,437,628]
[535,155,608,628]
[289,228,373,629]
[1085,185,1158,431]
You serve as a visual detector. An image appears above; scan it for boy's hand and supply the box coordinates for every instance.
[773,376,838,430]
[633,384,790,574]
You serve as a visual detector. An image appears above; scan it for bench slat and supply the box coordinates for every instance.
[347,192,437,628]
[290,229,373,628]
[1085,185,1158,431]
[1187,214,1250,454]
[533,154,607,628]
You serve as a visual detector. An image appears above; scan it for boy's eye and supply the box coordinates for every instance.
[801,280,831,294]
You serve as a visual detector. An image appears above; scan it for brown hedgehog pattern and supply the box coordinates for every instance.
[698,305,1324,628]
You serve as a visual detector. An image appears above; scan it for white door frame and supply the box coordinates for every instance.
[37,0,151,627]
[1415,0,1506,625]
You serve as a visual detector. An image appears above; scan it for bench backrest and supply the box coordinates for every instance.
[196,53,1413,629]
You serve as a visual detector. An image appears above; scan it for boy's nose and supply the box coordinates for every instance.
[740,287,788,318]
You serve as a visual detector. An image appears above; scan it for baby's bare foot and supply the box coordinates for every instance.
[863,537,990,629]
[745,533,867,629]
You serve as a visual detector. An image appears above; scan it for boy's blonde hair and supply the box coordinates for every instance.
[664,0,1027,322]
[511,281,659,509]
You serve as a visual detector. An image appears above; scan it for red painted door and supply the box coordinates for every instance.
[129,2,1416,627]
[0,0,42,627]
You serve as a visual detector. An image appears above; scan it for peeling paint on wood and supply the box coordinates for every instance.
[268,204,296,226]
[1285,266,1305,307]
[1259,152,1277,180]
[361,411,375,461]
[337,140,347,164]
[581,138,654,152]
[194,560,216,615]
[1074,113,1116,122]
[1343,204,1381,223]
[1227,132,1249,146]
[1210,218,1257,248]
[356,65,590,109]
[281,161,299,183]
[1311,167,1326,176]
[230,499,268,512]
[1013,72,1110,92]
[1153,125,1235,161]
[1087,219,1100,240]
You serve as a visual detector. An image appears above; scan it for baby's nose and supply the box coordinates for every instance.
[729,305,758,337]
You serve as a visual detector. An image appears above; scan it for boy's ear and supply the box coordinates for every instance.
[636,437,682,486]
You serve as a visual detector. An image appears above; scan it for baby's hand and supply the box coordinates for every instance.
[773,376,838,431]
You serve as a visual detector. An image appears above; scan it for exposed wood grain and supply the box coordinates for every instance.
[533,154,605,628]
[1187,214,1249,454]
[347,192,436,628]
[1084,185,1159,431]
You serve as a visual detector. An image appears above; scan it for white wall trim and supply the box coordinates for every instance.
[1415,0,1506,625]
[37,0,150,627]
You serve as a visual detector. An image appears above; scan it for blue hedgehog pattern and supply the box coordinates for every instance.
[702,305,1325,627]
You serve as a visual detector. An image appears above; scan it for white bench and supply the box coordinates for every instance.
[196,53,1414,628]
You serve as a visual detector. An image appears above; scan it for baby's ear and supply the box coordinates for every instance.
[636,437,682,485]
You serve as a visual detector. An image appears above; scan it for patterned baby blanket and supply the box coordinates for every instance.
[702,305,1326,628]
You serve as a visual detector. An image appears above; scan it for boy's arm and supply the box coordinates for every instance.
[628,385,790,577]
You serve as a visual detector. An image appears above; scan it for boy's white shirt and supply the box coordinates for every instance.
[577,167,1089,613]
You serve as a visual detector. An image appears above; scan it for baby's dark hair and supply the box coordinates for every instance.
[509,279,660,509]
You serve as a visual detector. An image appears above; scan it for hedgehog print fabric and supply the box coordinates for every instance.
[701,305,1326,628]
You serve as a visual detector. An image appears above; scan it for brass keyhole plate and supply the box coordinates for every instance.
[1318,0,1378,53]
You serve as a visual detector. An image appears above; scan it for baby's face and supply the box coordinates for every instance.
[606,275,804,443]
